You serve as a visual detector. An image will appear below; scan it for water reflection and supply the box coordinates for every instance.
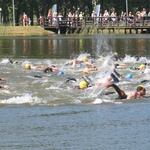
[0,35,149,58]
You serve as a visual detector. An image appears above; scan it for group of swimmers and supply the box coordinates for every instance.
[1,54,149,102]
[63,53,149,101]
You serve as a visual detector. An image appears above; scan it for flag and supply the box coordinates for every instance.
[52,4,57,14]
[96,4,101,16]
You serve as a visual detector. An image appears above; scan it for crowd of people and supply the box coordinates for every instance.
[38,7,150,26]
[21,7,150,26]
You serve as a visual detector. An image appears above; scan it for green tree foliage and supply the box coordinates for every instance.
[0,0,149,25]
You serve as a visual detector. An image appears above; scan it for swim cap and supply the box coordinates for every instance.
[137,85,145,92]
[77,63,82,68]
[139,64,146,69]
[99,57,104,61]
[13,61,18,64]
[79,81,88,89]
[83,69,90,74]
[126,73,132,79]
[57,71,64,75]
[24,63,31,69]
[137,85,145,89]
[82,57,88,62]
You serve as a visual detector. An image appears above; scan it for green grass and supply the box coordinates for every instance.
[0,26,54,36]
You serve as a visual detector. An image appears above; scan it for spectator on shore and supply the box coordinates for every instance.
[110,11,117,25]
[39,14,44,25]
[103,10,109,24]
[28,18,31,26]
[141,8,147,17]
[120,11,126,21]
[79,12,83,22]
[47,9,52,24]
[52,12,58,26]
[58,13,63,21]
[23,12,27,26]
[128,12,134,23]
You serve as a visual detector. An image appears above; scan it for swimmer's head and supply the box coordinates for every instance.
[79,81,88,89]
[13,61,18,64]
[114,52,118,55]
[138,64,146,69]
[44,67,53,73]
[126,73,132,79]
[115,64,119,68]
[77,63,82,68]
[24,63,31,69]
[136,85,146,95]
[82,57,88,62]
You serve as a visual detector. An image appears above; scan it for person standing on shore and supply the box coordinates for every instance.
[23,12,28,26]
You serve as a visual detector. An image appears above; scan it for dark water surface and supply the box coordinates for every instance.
[0,34,150,150]
[0,34,150,58]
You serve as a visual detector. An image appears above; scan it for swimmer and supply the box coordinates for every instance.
[114,63,127,69]
[43,65,59,73]
[71,74,92,90]
[96,72,121,87]
[138,63,147,70]
[0,78,6,81]
[103,83,146,100]
[73,80,88,90]
[130,63,149,70]
[0,84,9,89]
[65,57,96,69]
[65,77,77,83]
[24,63,45,70]
[8,58,18,64]
[24,63,31,70]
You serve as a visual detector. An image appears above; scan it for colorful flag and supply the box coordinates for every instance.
[52,4,57,14]
[96,4,101,16]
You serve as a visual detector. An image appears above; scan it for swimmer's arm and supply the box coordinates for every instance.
[103,83,127,99]
[0,78,6,81]
[0,84,9,89]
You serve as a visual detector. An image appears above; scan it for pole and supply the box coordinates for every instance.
[12,0,15,26]
[126,0,128,18]
[0,8,2,25]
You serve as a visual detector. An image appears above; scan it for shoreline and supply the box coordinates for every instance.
[0,26,145,36]
[0,26,55,36]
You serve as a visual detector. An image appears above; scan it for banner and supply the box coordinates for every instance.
[96,4,101,16]
[52,4,57,14]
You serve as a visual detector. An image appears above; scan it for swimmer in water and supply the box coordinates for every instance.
[24,63,45,70]
[0,78,6,81]
[43,65,59,73]
[103,83,146,100]
[0,84,9,89]
[65,57,97,69]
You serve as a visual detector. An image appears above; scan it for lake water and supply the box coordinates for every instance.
[0,34,150,150]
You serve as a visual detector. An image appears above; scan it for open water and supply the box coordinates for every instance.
[0,34,150,150]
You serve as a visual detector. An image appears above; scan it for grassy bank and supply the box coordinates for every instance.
[0,26,54,36]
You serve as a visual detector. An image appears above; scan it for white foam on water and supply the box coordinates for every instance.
[77,53,91,61]
[0,58,10,64]
[0,93,42,105]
